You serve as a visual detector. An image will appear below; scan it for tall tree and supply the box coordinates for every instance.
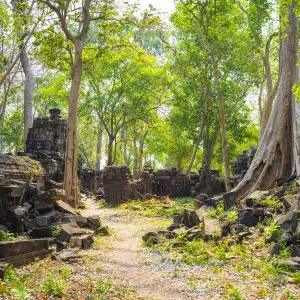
[12,0,36,144]
[233,0,299,199]
[37,0,115,205]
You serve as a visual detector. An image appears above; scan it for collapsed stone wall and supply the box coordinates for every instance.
[103,166,153,205]
[21,108,67,182]
[0,155,45,222]
[151,168,191,197]
[190,164,225,199]
[80,169,103,194]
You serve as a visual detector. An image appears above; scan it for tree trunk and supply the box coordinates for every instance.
[233,0,298,200]
[202,125,219,168]
[64,42,83,206]
[95,123,103,171]
[210,53,230,191]
[11,0,34,145]
[107,134,114,166]
[259,33,279,139]
[186,110,206,175]
[259,80,279,139]
[133,138,138,179]
[20,46,34,144]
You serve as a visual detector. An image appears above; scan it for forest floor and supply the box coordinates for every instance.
[3,197,300,300]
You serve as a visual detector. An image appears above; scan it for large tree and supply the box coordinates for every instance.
[37,0,117,205]
[233,0,299,199]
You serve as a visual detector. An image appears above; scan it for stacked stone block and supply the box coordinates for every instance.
[231,147,257,186]
[103,166,131,205]
[80,169,103,194]
[193,164,225,197]
[151,168,190,197]
[24,108,67,182]
[26,108,67,156]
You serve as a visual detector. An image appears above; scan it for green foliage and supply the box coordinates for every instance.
[0,230,15,241]
[224,280,243,300]
[120,197,194,218]
[260,196,282,209]
[0,267,31,299]
[207,204,238,222]
[264,220,282,240]
[41,272,67,296]
[51,226,62,238]
[96,279,112,294]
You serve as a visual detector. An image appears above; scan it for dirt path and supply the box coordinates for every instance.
[81,198,200,300]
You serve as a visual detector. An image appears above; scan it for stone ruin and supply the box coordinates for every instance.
[231,147,257,186]
[102,166,152,205]
[190,164,225,198]
[79,169,103,195]
[151,168,191,197]
[22,108,67,182]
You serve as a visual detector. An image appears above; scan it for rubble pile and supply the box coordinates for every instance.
[0,188,109,265]
[0,155,45,220]
[143,181,300,269]
[231,147,257,186]
[151,168,190,197]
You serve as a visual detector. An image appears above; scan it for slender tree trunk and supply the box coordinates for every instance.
[95,123,103,171]
[186,110,206,175]
[259,33,279,139]
[133,138,138,179]
[20,46,34,144]
[124,137,128,166]
[233,0,298,199]
[202,125,219,168]
[210,53,230,191]
[11,0,34,145]
[107,134,114,166]
[259,80,279,139]
[64,42,83,206]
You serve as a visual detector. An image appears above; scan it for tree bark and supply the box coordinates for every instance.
[11,0,34,145]
[259,33,279,139]
[63,42,83,206]
[210,53,231,191]
[95,123,103,171]
[20,45,34,144]
[233,0,298,199]
[202,125,219,168]
[186,109,206,175]
[107,134,114,166]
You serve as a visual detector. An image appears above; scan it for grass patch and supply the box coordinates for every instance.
[120,197,194,218]
[41,272,68,296]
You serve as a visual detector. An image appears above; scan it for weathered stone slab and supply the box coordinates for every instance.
[31,189,66,203]
[0,249,50,265]
[87,215,102,229]
[0,262,10,279]
[69,235,94,249]
[73,215,88,227]
[30,227,53,237]
[58,223,83,242]
[34,199,54,214]
[54,200,76,215]
[276,212,298,233]
[203,217,222,240]
[0,239,49,258]
[223,192,236,210]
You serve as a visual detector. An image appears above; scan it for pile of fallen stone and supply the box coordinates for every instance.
[0,188,109,267]
[143,183,300,269]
